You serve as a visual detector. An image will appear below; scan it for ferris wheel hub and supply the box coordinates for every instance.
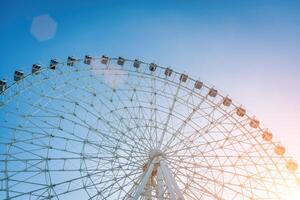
[149,149,165,160]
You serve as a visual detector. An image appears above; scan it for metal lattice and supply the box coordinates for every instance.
[0,56,299,200]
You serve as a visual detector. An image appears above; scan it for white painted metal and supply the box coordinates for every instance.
[160,160,177,200]
[0,56,299,200]
[156,168,164,200]
[160,160,185,200]
[133,161,155,200]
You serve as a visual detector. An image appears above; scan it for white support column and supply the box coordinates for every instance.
[160,160,177,200]
[133,157,184,200]
[156,167,164,200]
[145,177,152,200]
[160,160,185,200]
[133,161,155,200]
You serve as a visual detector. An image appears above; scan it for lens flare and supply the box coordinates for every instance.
[290,190,300,200]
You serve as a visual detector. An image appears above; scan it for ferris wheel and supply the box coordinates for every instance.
[0,55,299,200]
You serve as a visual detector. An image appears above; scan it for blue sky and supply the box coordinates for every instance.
[1,0,300,161]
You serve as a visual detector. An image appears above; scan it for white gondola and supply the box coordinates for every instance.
[67,56,76,66]
[179,74,188,82]
[250,118,260,128]
[208,88,218,97]
[32,64,41,74]
[117,57,125,66]
[194,80,203,89]
[286,160,298,173]
[223,97,232,106]
[275,145,285,156]
[101,55,109,64]
[14,71,24,82]
[164,68,172,77]
[50,59,59,70]
[236,107,246,117]
[262,131,273,141]
[149,63,157,72]
[84,55,92,65]
[0,79,7,92]
[133,59,141,68]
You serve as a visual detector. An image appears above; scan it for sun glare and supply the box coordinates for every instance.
[290,189,300,200]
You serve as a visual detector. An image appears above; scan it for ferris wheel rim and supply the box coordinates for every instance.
[0,55,299,200]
